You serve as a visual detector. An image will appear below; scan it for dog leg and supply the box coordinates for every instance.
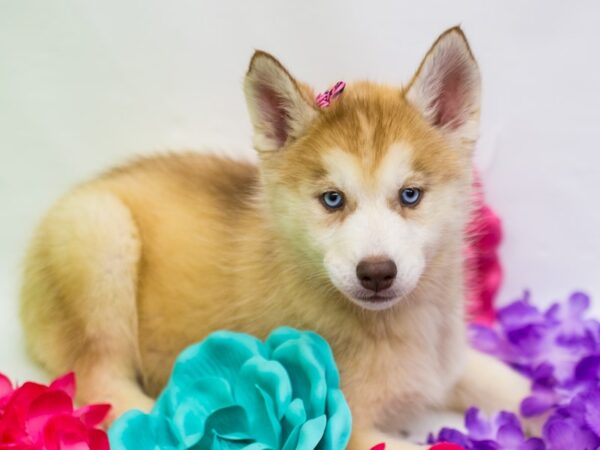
[447,349,530,415]
[21,189,153,422]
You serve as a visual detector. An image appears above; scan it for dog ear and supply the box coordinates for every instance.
[406,27,481,147]
[244,51,318,152]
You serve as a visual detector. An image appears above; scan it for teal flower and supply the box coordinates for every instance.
[109,327,351,450]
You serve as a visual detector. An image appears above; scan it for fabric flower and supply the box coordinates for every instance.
[432,292,600,450]
[0,372,110,450]
[429,408,544,450]
[470,291,600,417]
[464,172,503,325]
[370,444,465,450]
[429,444,468,450]
[109,327,351,450]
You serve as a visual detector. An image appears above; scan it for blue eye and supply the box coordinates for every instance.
[320,191,345,210]
[400,187,422,206]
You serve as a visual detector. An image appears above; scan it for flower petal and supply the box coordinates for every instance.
[436,428,471,448]
[521,392,555,417]
[267,329,340,388]
[316,389,351,450]
[469,325,504,356]
[42,415,88,450]
[26,390,73,444]
[49,373,76,399]
[88,429,110,450]
[496,422,524,447]
[0,373,13,400]
[281,399,307,450]
[430,444,467,450]
[497,298,540,332]
[0,382,49,439]
[370,444,386,450]
[163,376,235,445]
[574,354,600,382]
[194,405,252,450]
[170,332,265,390]
[109,410,180,450]
[0,443,35,450]
[519,438,545,450]
[271,340,327,419]
[171,396,210,447]
[543,417,599,450]
[465,408,491,440]
[583,390,600,437]
[293,415,326,450]
[234,356,290,447]
[74,404,111,428]
[470,440,499,450]
[567,292,590,317]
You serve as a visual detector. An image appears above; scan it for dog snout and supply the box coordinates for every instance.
[356,257,397,292]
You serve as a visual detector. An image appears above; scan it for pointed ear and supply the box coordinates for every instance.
[405,27,481,146]
[244,51,318,152]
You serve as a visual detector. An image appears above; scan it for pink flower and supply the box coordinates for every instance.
[369,443,465,450]
[0,372,110,450]
[465,172,503,325]
[430,444,467,450]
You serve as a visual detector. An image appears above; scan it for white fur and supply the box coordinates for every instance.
[315,144,433,310]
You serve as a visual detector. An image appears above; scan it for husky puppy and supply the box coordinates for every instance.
[21,27,528,449]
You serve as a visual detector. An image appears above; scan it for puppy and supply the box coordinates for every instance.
[20,27,529,449]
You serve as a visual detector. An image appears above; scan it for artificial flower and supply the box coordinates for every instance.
[431,292,600,450]
[465,173,503,325]
[109,327,351,450]
[0,372,110,450]
[371,443,465,450]
[429,408,544,450]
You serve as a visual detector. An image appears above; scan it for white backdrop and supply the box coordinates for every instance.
[2,1,600,382]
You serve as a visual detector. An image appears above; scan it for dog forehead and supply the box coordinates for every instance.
[320,142,415,192]
[287,82,463,187]
[323,90,404,157]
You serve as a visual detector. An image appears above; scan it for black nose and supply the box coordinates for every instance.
[356,257,397,292]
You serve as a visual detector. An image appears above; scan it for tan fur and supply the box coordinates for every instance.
[20,27,529,448]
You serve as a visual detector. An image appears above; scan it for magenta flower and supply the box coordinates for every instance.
[464,173,503,325]
[0,372,110,450]
[372,442,465,450]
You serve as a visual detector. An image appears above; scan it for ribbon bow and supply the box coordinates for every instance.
[315,81,346,108]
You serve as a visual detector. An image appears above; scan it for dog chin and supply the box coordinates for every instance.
[326,272,412,311]
[345,291,404,311]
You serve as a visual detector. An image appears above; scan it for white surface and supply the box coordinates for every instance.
[1,0,600,401]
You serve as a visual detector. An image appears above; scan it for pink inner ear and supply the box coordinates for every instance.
[432,64,471,130]
[256,82,290,148]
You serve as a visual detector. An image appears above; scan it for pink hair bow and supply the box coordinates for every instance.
[315,81,346,108]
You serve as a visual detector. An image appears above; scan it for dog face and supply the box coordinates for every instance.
[244,28,480,310]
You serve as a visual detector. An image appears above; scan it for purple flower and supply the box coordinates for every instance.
[543,415,599,450]
[469,292,600,385]
[431,292,600,450]
[429,408,545,450]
